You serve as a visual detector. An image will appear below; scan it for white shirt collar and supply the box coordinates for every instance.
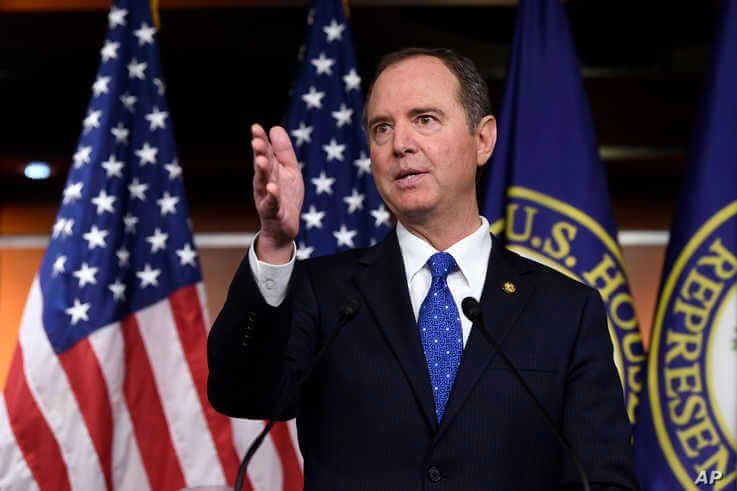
[396,216,492,288]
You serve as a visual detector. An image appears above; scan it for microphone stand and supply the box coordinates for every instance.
[461,297,591,491]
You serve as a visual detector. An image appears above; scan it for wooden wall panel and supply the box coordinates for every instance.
[0,243,661,388]
[0,249,44,387]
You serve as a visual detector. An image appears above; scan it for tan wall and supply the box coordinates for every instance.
[0,242,663,388]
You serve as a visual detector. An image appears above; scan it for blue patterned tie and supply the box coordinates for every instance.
[418,252,463,422]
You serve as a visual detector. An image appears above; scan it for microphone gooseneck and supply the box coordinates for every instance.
[461,297,591,491]
[233,296,361,490]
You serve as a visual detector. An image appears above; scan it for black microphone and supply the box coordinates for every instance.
[233,296,361,490]
[461,297,591,491]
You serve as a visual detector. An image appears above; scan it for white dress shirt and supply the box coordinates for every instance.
[248,216,492,348]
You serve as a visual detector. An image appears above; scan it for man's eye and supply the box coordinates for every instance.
[373,124,389,134]
[417,115,435,125]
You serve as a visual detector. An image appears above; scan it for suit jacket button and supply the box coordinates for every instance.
[427,466,441,483]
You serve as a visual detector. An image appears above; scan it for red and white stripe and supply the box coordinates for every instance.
[1,278,305,490]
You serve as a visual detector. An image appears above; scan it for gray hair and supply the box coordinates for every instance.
[362,47,492,133]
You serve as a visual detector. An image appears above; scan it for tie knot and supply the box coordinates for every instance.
[427,252,457,278]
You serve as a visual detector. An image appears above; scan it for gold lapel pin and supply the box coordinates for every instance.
[502,281,517,294]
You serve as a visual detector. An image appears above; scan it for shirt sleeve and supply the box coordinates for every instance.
[247,232,296,307]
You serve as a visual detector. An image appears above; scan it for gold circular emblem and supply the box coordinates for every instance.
[502,281,516,294]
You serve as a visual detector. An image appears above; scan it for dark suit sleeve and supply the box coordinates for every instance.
[556,288,638,491]
[207,249,320,420]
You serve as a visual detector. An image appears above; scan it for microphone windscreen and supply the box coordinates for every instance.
[461,297,482,322]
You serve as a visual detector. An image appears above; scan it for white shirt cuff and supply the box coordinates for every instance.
[248,232,296,307]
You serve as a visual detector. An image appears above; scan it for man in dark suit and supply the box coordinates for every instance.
[208,48,636,490]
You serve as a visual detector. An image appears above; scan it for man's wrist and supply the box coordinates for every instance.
[254,233,294,265]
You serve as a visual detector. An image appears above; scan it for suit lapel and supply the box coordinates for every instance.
[353,231,439,432]
[434,235,536,443]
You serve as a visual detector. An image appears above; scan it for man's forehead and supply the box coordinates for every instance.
[366,55,460,115]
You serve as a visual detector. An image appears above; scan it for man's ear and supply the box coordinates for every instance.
[475,115,497,167]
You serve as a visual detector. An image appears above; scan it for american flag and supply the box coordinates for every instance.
[0,1,300,489]
[288,0,390,260]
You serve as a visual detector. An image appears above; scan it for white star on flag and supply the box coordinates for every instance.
[353,153,371,176]
[91,189,116,214]
[127,58,147,79]
[343,189,366,213]
[120,93,137,112]
[72,262,98,288]
[101,155,124,178]
[370,204,392,227]
[154,78,165,95]
[129,178,148,201]
[146,228,168,253]
[73,145,93,168]
[100,40,119,62]
[145,107,168,131]
[343,69,361,92]
[312,171,335,195]
[65,299,91,325]
[176,243,198,266]
[301,205,325,229]
[296,242,314,260]
[52,218,67,238]
[322,138,346,161]
[291,122,313,146]
[323,19,345,42]
[52,255,67,276]
[108,280,126,301]
[164,160,182,179]
[302,86,326,109]
[331,104,353,128]
[83,110,102,132]
[116,247,130,267]
[311,52,335,75]
[63,182,84,204]
[83,225,108,250]
[135,142,158,166]
[55,218,74,238]
[123,213,139,233]
[111,122,129,144]
[108,6,127,28]
[333,225,357,247]
[92,76,111,97]
[157,192,179,216]
[134,22,155,46]
[137,264,161,288]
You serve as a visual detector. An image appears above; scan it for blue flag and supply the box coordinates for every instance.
[480,0,644,421]
[634,0,737,488]
[286,0,389,259]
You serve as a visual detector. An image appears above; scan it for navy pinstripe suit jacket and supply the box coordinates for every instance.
[208,231,637,490]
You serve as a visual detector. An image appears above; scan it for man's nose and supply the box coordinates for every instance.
[392,122,417,158]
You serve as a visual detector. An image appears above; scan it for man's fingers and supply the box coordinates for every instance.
[269,126,300,169]
[253,154,271,195]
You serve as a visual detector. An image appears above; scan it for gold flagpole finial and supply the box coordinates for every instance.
[342,0,350,20]
[150,0,161,30]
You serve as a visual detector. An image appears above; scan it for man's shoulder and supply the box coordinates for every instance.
[502,246,598,302]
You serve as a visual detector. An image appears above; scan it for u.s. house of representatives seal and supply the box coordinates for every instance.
[491,186,645,421]
[648,202,737,490]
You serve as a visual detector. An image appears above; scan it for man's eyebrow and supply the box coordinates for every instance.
[367,114,390,128]
[367,107,445,128]
[408,107,445,118]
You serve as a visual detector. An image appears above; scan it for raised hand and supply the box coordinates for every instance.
[251,124,304,264]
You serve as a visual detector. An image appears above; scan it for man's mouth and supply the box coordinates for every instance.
[395,170,427,188]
